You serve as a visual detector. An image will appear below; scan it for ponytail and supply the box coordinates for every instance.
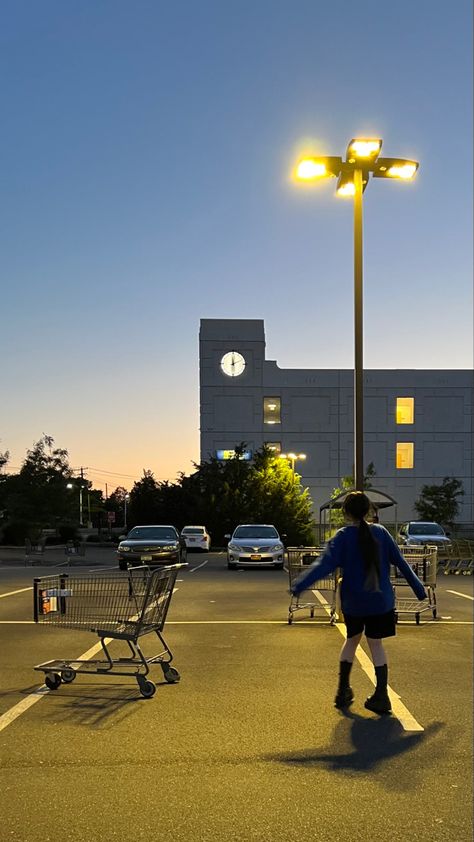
[358,518,380,591]
[343,491,380,592]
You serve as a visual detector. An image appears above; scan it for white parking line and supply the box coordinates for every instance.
[189,560,208,573]
[446,590,474,601]
[312,589,424,733]
[0,587,33,599]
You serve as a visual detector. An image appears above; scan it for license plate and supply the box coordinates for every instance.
[189,538,195,542]
[141,555,152,562]
[250,554,261,561]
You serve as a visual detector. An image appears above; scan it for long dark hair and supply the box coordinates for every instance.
[343,491,380,591]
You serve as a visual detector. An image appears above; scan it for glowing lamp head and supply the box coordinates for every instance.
[337,181,356,197]
[387,163,418,179]
[347,138,382,162]
[296,159,327,180]
[373,158,419,180]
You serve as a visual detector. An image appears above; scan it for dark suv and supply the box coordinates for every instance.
[117,525,187,570]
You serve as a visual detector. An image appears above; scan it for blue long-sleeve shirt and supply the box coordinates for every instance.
[291,524,427,616]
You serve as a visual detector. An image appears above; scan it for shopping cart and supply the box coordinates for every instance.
[33,564,185,698]
[392,546,438,624]
[286,547,338,625]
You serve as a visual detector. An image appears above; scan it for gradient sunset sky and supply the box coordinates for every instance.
[1,1,472,493]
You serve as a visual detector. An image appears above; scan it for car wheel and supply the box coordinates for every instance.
[118,560,127,571]
[274,563,284,570]
[227,561,237,570]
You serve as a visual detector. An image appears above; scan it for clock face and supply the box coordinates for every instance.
[221,350,246,377]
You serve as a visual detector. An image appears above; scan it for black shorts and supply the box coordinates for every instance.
[344,609,396,640]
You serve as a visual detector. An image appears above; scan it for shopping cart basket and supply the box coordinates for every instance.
[392,546,438,624]
[286,547,338,625]
[33,564,185,698]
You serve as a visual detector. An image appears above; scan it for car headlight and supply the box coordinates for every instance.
[272,543,284,552]
[162,544,178,551]
[228,543,241,552]
[119,546,130,552]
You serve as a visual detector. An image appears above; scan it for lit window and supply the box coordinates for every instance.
[264,397,281,424]
[396,442,414,469]
[396,398,414,424]
[266,442,281,454]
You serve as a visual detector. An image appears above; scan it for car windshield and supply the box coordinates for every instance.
[182,527,205,535]
[127,527,177,541]
[409,523,444,536]
[233,526,279,539]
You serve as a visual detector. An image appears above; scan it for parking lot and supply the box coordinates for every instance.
[0,550,472,842]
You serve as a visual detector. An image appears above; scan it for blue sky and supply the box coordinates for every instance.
[1,1,472,490]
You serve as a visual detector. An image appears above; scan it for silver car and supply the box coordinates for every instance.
[226,524,285,570]
[397,521,451,548]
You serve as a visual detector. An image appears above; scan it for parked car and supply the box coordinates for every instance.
[225,524,285,569]
[181,525,211,552]
[397,521,451,548]
[117,525,187,570]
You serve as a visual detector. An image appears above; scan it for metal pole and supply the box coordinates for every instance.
[354,168,364,491]
[124,496,128,531]
[79,486,83,527]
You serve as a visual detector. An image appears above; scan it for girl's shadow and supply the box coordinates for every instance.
[268,711,443,776]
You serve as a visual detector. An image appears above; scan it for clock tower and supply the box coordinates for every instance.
[199,319,266,463]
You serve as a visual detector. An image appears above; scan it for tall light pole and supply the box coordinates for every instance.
[124,493,130,532]
[295,139,419,490]
[280,452,306,481]
[67,482,84,527]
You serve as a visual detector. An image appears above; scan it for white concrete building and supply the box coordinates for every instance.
[199,318,473,524]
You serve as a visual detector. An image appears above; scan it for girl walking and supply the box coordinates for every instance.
[291,491,427,714]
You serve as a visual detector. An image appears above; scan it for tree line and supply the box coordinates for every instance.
[0,435,464,547]
[0,437,315,546]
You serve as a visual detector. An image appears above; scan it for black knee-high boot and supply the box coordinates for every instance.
[364,664,391,714]
[334,660,354,708]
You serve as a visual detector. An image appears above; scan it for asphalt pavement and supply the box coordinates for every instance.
[0,550,472,842]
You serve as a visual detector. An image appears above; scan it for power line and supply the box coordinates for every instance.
[86,466,142,479]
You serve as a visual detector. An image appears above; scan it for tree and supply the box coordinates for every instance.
[0,435,77,541]
[414,477,464,527]
[124,443,315,546]
[127,471,161,526]
[247,446,314,544]
[329,463,377,530]
[105,486,129,528]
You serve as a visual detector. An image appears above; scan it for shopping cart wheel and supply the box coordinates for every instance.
[415,613,420,625]
[310,607,315,618]
[288,613,293,624]
[61,669,76,683]
[138,678,156,698]
[45,673,62,690]
[162,664,180,683]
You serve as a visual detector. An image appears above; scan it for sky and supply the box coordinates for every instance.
[1,0,472,493]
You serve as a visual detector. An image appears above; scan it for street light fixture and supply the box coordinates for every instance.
[280,452,306,480]
[294,137,419,490]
